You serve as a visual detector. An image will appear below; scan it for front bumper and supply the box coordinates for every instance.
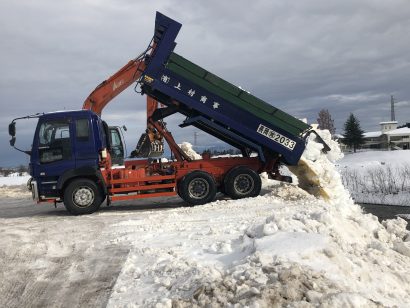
[28,178,39,202]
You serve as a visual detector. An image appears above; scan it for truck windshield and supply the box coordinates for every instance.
[38,119,71,164]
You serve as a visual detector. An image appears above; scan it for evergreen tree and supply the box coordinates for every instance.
[317,109,336,135]
[343,113,365,152]
[398,122,410,129]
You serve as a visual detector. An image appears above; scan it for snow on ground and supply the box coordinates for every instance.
[1,138,410,307]
[0,175,30,186]
[338,150,410,206]
[339,150,410,167]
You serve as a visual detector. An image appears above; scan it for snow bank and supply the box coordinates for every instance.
[0,175,30,186]
[0,185,31,199]
[338,150,410,205]
[107,184,410,307]
[0,175,31,198]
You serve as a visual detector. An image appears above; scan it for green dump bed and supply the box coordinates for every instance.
[166,53,311,137]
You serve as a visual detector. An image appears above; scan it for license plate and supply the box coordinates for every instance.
[257,124,296,150]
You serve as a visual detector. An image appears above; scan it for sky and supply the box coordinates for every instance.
[1,0,410,166]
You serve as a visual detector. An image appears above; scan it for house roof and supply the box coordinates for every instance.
[384,127,410,136]
[379,121,398,125]
[363,131,382,138]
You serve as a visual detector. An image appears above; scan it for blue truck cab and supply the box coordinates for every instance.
[25,110,118,202]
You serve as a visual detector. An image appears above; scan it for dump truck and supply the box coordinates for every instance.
[8,12,328,215]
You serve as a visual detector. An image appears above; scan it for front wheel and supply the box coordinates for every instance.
[224,167,261,199]
[63,178,104,215]
[178,171,217,206]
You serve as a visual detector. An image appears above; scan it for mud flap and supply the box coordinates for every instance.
[287,159,330,200]
[131,133,164,158]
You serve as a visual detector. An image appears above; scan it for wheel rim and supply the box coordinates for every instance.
[188,178,209,199]
[233,174,254,196]
[72,186,95,207]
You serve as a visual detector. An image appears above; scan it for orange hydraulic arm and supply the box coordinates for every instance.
[82,38,157,115]
[82,42,168,158]
[82,58,146,115]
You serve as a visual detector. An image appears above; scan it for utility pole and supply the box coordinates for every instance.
[391,95,396,121]
[194,131,198,146]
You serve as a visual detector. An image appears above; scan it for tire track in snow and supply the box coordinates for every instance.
[0,198,131,308]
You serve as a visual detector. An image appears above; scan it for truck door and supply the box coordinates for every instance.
[32,118,75,198]
[74,118,99,168]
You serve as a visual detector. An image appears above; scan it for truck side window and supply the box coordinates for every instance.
[38,119,71,164]
[111,130,122,147]
[76,118,89,141]
[109,127,124,165]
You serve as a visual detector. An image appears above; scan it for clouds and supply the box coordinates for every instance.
[1,0,410,165]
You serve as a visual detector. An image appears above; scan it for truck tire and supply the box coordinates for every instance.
[63,178,104,215]
[224,167,261,199]
[178,171,217,205]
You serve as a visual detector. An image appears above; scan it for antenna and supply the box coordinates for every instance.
[391,95,396,121]
[194,131,198,146]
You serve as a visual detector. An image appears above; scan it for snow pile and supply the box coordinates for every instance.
[107,184,410,307]
[106,132,410,307]
[179,142,202,160]
[294,129,351,204]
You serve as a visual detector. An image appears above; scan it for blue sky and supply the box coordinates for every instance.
[1,0,410,166]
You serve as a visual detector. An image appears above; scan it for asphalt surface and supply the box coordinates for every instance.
[360,203,410,230]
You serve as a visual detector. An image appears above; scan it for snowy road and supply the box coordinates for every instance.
[0,185,185,307]
[0,187,125,307]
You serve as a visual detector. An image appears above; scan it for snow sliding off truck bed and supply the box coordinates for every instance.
[141,13,312,166]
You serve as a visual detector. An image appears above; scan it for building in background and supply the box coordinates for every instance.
[338,96,410,151]
[339,121,410,151]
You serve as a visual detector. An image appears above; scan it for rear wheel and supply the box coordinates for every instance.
[178,171,217,205]
[224,167,261,199]
[63,178,104,215]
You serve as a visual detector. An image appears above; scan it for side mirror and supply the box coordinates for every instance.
[10,136,16,147]
[8,122,16,137]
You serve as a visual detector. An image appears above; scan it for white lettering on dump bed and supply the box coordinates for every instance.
[257,124,296,151]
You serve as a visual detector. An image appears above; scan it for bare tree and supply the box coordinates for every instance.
[317,109,336,135]
[17,164,28,176]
